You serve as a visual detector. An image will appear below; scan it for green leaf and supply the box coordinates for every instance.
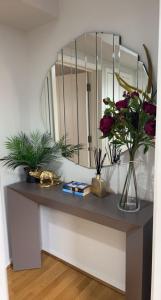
[143,44,153,94]
[144,144,149,154]
[1,131,83,170]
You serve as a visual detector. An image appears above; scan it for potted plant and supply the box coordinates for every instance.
[55,136,84,158]
[1,131,83,183]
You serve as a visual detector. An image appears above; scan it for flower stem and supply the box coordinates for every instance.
[119,149,138,211]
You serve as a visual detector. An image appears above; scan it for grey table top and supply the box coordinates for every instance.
[7,182,153,233]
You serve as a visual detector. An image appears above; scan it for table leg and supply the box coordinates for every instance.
[126,219,152,300]
[7,189,41,271]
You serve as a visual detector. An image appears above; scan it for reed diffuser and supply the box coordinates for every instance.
[91,148,107,197]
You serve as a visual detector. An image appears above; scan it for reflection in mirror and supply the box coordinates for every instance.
[41,32,150,168]
[61,41,78,164]
[76,33,97,167]
[138,61,149,98]
[118,46,138,99]
[98,33,120,165]
[113,35,120,101]
[41,70,53,136]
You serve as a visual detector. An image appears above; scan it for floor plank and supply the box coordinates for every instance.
[8,253,125,300]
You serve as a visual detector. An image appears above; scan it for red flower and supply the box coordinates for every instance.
[144,119,156,137]
[122,91,139,99]
[100,116,114,136]
[116,99,128,110]
[103,98,110,105]
[143,102,156,115]
[131,91,139,98]
[123,91,128,97]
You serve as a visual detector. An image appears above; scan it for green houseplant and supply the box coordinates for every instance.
[55,136,84,158]
[1,131,82,182]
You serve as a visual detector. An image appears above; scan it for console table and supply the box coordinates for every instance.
[6,182,153,300]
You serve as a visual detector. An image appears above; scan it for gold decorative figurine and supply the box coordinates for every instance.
[29,170,61,188]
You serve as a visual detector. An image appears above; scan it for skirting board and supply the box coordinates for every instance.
[7,250,124,295]
[42,250,125,295]
[7,251,125,295]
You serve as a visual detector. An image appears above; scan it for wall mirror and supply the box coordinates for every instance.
[41,32,150,168]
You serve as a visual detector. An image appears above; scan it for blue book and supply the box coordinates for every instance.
[63,188,73,194]
[63,181,91,196]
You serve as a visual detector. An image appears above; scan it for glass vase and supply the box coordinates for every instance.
[118,160,140,212]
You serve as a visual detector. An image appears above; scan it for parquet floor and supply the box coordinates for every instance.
[8,252,125,300]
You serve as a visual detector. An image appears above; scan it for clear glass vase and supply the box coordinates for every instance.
[118,160,140,212]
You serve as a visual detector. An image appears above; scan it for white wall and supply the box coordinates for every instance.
[40,208,126,291]
[0,25,30,299]
[0,24,29,258]
[23,0,159,292]
[0,25,29,154]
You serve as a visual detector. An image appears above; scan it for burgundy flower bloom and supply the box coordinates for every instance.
[131,91,139,98]
[143,102,156,115]
[100,115,114,136]
[144,119,156,137]
[123,91,130,98]
[103,98,110,105]
[116,99,128,110]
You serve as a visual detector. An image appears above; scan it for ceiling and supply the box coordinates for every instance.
[0,0,59,31]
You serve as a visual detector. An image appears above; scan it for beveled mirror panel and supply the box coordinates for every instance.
[41,32,149,168]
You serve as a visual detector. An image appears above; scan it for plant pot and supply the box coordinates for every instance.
[24,167,40,183]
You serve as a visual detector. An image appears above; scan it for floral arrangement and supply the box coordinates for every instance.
[99,91,156,160]
[99,90,156,212]
[99,45,156,212]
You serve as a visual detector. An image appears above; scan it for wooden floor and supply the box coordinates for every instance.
[8,253,125,300]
